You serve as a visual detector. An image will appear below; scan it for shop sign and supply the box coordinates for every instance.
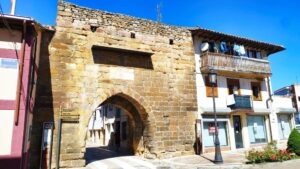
[208,123,218,134]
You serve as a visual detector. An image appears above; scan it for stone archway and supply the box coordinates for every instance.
[84,93,150,163]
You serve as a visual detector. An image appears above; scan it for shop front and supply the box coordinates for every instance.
[201,115,231,153]
[200,112,272,153]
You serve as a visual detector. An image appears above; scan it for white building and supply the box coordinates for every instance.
[87,104,129,152]
[191,28,290,153]
[274,84,300,134]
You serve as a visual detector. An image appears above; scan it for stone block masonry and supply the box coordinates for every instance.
[30,1,197,168]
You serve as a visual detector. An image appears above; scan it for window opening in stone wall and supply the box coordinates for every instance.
[130,32,135,39]
[92,45,154,69]
[90,25,98,32]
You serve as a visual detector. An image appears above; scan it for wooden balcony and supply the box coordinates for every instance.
[201,52,271,78]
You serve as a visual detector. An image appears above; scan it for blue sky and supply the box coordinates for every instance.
[1,0,299,91]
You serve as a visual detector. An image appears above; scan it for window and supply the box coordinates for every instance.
[247,116,268,144]
[208,42,215,52]
[256,52,262,59]
[227,78,240,95]
[251,82,262,101]
[247,50,258,58]
[277,114,292,140]
[203,121,228,147]
[295,112,300,125]
[205,76,218,97]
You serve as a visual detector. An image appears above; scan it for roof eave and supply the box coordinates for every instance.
[190,28,285,56]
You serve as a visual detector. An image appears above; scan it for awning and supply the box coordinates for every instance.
[275,108,296,114]
[201,107,231,114]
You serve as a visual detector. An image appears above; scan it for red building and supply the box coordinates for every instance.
[0,14,43,169]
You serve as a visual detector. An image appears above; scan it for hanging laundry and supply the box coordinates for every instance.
[239,45,246,56]
[88,109,104,130]
[233,44,240,56]
[219,42,229,53]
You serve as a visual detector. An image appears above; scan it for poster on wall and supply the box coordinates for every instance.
[40,122,53,169]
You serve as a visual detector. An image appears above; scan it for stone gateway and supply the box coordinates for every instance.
[30,1,197,168]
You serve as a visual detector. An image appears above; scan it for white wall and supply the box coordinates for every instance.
[193,37,270,115]
[272,96,294,110]
[196,75,269,112]
[0,110,14,155]
[0,58,19,100]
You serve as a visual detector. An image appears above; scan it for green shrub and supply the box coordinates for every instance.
[287,128,300,156]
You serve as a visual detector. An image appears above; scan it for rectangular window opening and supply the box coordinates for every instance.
[247,116,268,144]
[251,82,262,101]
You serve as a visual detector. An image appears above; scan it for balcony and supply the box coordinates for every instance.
[227,95,253,110]
[201,52,271,78]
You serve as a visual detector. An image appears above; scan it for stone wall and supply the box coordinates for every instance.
[31,1,197,168]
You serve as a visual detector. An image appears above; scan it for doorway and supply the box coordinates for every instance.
[233,115,243,149]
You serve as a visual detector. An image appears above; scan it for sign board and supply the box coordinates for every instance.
[60,108,80,121]
[40,122,53,169]
[208,123,218,134]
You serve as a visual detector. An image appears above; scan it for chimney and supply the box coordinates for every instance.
[10,0,16,15]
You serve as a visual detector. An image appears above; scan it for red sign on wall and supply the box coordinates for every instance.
[208,123,218,134]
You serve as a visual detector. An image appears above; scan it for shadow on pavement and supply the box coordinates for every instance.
[85,146,132,165]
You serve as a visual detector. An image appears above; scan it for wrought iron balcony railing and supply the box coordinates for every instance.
[228,95,253,110]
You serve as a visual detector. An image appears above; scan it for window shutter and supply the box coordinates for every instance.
[205,76,218,97]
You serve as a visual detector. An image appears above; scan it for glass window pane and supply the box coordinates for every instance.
[278,115,291,139]
[294,112,300,125]
[203,121,228,147]
[247,116,267,144]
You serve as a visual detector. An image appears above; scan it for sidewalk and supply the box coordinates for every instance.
[156,151,300,169]
[156,151,248,169]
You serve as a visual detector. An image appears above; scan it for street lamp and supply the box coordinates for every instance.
[208,70,223,164]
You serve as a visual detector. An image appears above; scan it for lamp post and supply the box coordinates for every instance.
[208,70,223,164]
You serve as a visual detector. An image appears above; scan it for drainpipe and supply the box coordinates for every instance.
[266,77,273,109]
[265,77,274,141]
[14,20,26,125]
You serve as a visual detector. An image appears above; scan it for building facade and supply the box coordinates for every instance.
[274,84,300,132]
[0,15,42,169]
[29,2,197,169]
[191,28,287,153]
[25,1,294,169]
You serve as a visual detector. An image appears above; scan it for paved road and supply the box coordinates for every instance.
[86,156,158,169]
[85,147,300,169]
[86,155,300,169]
